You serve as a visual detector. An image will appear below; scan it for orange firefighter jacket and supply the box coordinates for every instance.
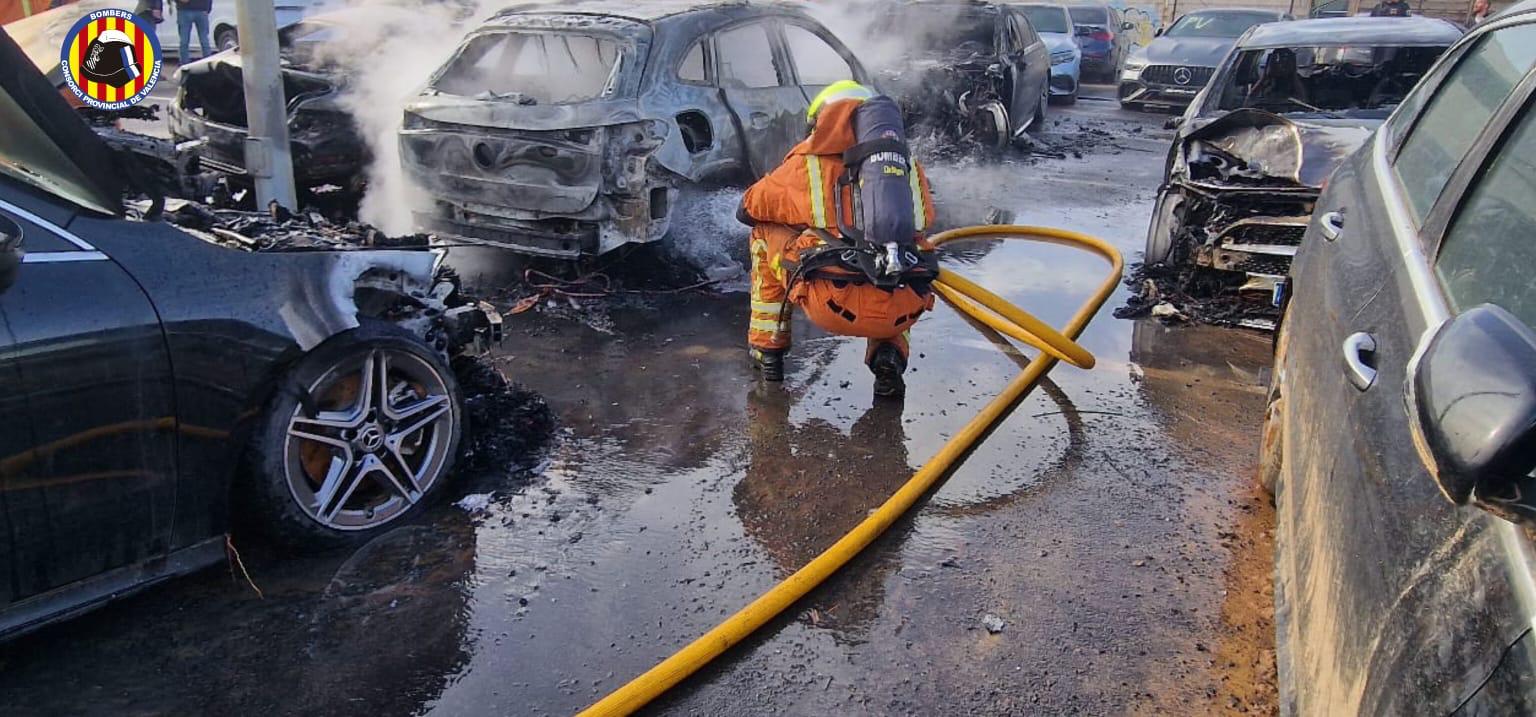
[741,98,937,237]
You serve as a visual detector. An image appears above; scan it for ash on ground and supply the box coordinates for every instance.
[1115,261,1280,331]
[452,355,556,475]
[156,199,430,252]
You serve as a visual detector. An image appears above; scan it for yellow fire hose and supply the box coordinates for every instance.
[578,225,1123,716]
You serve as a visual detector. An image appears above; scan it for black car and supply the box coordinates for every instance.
[868,0,1052,148]
[168,8,413,191]
[0,29,482,640]
[1260,3,1536,711]
[1118,7,1290,111]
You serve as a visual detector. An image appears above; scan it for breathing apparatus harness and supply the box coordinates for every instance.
[775,134,940,329]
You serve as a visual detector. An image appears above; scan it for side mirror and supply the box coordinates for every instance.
[1155,27,1165,37]
[1408,305,1536,527]
[0,215,23,293]
[1123,21,1137,30]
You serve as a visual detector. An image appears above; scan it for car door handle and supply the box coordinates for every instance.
[1342,332,1378,391]
[1319,211,1344,242]
[749,112,770,130]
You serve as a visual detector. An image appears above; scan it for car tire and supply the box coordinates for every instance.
[215,27,237,51]
[1258,394,1284,500]
[1033,86,1048,129]
[1144,189,1181,264]
[237,320,464,550]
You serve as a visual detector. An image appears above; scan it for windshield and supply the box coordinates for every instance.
[1166,11,1276,38]
[1068,6,1109,25]
[1214,45,1449,117]
[431,31,627,104]
[1019,5,1072,34]
[877,8,996,53]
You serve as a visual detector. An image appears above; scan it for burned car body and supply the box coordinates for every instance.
[866,0,1050,148]
[400,1,870,258]
[0,27,494,639]
[1142,17,1460,328]
[168,10,400,190]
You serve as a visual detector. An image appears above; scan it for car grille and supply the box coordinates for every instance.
[1226,223,1306,247]
[1142,65,1215,87]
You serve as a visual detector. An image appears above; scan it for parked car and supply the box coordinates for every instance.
[0,27,487,640]
[1260,4,1536,711]
[3,0,312,63]
[1119,7,1291,111]
[1067,3,1133,81]
[169,8,412,192]
[400,0,871,259]
[1142,16,1460,327]
[869,0,1051,148]
[1016,3,1082,104]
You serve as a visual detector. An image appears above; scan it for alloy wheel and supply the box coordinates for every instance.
[283,348,457,531]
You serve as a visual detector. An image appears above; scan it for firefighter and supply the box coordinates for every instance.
[739,80,938,398]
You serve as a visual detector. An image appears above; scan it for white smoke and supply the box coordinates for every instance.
[303,0,514,233]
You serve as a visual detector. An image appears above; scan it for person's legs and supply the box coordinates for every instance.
[748,226,794,369]
[193,10,211,59]
[866,334,910,398]
[177,9,192,63]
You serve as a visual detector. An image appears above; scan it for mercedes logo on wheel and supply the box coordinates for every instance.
[1173,67,1194,86]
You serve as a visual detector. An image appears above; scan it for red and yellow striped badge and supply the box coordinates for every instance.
[59,9,162,110]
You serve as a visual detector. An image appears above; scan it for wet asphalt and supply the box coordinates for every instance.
[0,85,1280,715]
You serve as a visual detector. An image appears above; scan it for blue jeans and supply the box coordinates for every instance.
[177,9,211,62]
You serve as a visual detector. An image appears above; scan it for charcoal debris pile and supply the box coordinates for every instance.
[1116,261,1280,331]
[156,199,431,252]
[452,356,557,475]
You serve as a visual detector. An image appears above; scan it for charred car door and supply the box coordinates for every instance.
[1006,10,1049,133]
[1275,24,1536,714]
[712,21,809,178]
[0,192,177,607]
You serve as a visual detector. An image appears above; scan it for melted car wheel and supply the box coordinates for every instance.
[241,321,463,547]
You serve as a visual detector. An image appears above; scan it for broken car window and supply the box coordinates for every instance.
[1394,24,1536,222]
[784,25,854,87]
[1018,6,1071,35]
[876,7,997,55]
[1216,46,1447,117]
[1435,103,1536,329]
[679,40,707,83]
[1166,11,1275,38]
[717,24,782,89]
[432,32,626,104]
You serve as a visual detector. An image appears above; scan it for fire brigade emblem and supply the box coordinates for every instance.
[59,9,162,110]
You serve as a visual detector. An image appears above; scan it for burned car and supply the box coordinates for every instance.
[1140,17,1460,328]
[168,9,409,192]
[400,1,870,258]
[865,0,1051,148]
[0,27,496,639]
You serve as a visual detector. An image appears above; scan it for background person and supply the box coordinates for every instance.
[175,0,213,62]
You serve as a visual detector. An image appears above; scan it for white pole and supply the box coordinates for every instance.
[235,0,297,211]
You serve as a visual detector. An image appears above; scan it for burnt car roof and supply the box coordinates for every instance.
[1239,16,1463,47]
[487,0,810,23]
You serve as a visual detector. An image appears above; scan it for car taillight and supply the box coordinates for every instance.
[1092,30,1112,41]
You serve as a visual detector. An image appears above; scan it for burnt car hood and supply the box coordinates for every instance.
[179,53,337,126]
[1142,35,1239,67]
[1184,109,1375,188]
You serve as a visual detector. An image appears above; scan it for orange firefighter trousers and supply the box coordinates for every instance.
[749,224,929,365]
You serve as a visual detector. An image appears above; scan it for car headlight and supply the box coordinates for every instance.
[1123,59,1147,72]
[1051,50,1077,65]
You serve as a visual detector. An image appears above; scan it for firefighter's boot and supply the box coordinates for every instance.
[750,348,785,382]
[869,342,907,398]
